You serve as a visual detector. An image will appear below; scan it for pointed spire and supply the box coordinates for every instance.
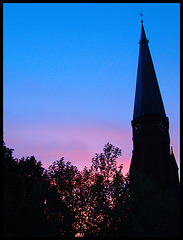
[139,23,149,43]
[133,23,166,119]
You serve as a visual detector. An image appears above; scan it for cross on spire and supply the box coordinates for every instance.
[140,13,143,23]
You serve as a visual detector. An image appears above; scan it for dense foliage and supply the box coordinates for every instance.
[3,141,179,237]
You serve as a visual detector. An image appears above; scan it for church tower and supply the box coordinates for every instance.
[130,19,179,191]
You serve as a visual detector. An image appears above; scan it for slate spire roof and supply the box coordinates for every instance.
[133,23,166,120]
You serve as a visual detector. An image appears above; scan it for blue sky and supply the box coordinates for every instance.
[3,3,180,174]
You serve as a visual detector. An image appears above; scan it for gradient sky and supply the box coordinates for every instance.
[3,3,180,175]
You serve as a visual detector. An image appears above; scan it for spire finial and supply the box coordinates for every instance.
[140,12,143,24]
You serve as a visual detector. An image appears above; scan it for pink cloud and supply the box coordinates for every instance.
[5,122,132,174]
[4,121,179,177]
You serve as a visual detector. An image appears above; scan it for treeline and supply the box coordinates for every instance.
[3,142,179,237]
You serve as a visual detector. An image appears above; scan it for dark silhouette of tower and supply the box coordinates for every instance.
[130,20,179,191]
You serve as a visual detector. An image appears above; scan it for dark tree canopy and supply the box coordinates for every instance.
[3,141,179,237]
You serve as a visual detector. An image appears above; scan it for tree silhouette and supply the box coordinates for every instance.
[3,142,60,236]
[72,142,127,236]
[47,157,78,236]
[3,141,179,237]
[18,156,45,198]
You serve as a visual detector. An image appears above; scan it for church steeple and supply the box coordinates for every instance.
[133,23,166,120]
[130,20,179,192]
